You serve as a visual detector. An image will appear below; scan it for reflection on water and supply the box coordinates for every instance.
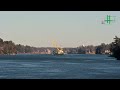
[0,54,120,79]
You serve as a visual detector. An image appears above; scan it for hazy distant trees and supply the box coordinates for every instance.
[0,36,119,58]
[95,43,110,54]
[77,45,96,54]
[0,39,17,54]
[0,38,112,55]
[77,45,86,54]
[0,38,3,45]
[16,44,25,53]
[0,38,4,54]
[86,45,96,54]
[64,48,78,54]
[25,45,33,53]
[0,38,35,54]
[16,44,34,53]
[15,44,50,54]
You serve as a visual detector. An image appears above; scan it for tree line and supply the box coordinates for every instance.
[0,36,120,60]
[0,38,51,54]
[77,43,111,54]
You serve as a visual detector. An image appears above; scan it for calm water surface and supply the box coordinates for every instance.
[0,54,120,79]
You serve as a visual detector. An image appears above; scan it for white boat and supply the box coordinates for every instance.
[53,48,64,55]
[51,41,64,55]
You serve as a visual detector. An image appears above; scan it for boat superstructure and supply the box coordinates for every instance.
[52,40,64,55]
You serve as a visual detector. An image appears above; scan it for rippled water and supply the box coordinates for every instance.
[0,54,120,79]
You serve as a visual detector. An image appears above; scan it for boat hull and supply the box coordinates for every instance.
[52,50,64,55]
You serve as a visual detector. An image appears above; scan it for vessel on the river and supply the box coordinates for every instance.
[52,48,64,55]
[52,40,64,55]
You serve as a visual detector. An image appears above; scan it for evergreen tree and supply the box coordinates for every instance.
[110,36,120,60]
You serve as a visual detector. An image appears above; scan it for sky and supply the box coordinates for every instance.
[0,11,120,47]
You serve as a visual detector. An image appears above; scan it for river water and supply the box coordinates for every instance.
[0,54,120,79]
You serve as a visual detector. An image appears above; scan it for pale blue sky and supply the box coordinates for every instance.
[0,11,120,47]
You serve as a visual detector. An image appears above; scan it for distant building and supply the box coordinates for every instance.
[0,47,4,54]
[46,49,52,54]
[85,50,95,54]
[104,50,111,54]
